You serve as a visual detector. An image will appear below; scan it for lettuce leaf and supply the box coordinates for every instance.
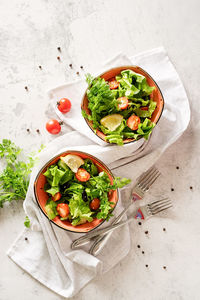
[69,193,93,226]
[45,199,58,220]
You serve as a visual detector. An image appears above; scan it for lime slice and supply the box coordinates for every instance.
[100,114,123,131]
[60,154,84,173]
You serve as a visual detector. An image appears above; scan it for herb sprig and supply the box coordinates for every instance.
[0,139,38,207]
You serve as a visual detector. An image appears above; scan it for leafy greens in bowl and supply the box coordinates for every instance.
[81,66,164,145]
[34,151,130,233]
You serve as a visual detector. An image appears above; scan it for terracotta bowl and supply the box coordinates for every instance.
[34,150,118,233]
[81,66,164,144]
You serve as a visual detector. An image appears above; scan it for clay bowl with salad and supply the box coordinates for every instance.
[81,66,164,145]
[34,151,130,233]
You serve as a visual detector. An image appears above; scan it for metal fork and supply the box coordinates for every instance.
[88,166,161,255]
[71,166,160,250]
[71,197,173,249]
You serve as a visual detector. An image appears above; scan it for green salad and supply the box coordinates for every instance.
[43,154,130,226]
[82,69,157,145]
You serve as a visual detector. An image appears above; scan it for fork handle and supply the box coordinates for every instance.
[72,218,133,249]
[89,193,141,256]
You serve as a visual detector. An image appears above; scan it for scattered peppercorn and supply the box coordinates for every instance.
[190,186,193,190]
[145,231,148,235]
[163,228,166,232]
[176,166,179,169]
[26,129,30,132]
[137,245,140,248]
[36,129,40,133]
[80,66,83,69]
[25,86,28,91]
[69,64,72,68]
[57,56,60,60]
[57,47,61,52]
[25,237,28,241]
[76,71,79,75]
[163,266,167,270]
[145,264,148,268]
[142,251,145,254]
[138,222,142,226]
[39,65,42,69]
[171,188,174,192]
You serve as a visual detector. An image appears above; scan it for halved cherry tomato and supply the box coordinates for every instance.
[57,98,71,113]
[56,203,70,218]
[117,97,129,110]
[141,106,148,111]
[46,119,61,134]
[90,198,100,210]
[52,192,62,201]
[75,168,90,182]
[108,78,119,90]
[127,115,141,130]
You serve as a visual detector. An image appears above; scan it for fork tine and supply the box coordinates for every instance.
[148,197,170,208]
[137,166,157,185]
[138,167,159,189]
[150,201,172,212]
[151,204,173,215]
[142,170,161,191]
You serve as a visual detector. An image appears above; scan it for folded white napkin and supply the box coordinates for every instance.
[7,47,190,298]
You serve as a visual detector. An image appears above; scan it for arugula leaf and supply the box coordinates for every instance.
[82,158,98,176]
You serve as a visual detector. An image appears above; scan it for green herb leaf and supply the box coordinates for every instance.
[24,216,30,228]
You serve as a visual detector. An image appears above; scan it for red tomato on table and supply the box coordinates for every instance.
[46,119,61,134]
[57,98,71,113]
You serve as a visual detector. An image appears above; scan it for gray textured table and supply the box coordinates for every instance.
[0,0,200,299]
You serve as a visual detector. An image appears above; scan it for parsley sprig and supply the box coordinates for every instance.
[0,139,38,208]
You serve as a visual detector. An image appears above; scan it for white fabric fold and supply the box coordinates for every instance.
[7,47,190,298]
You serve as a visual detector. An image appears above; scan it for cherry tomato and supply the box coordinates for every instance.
[108,78,119,90]
[75,168,90,182]
[46,119,61,135]
[117,97,129,110]
[141,106,148,111]
[90,198,100,210]
[57,98,71,113]
[56,203,70,218]
[52,192,62,201]
[127,115,141,131]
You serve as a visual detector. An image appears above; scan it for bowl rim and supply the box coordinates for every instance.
[34,150,119,233]
[81,65,165,145]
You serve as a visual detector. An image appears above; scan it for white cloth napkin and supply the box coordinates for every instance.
[7,47,190,298]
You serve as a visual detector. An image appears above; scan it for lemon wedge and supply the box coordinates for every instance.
[60,154,84,173]
[100,114,123,131]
